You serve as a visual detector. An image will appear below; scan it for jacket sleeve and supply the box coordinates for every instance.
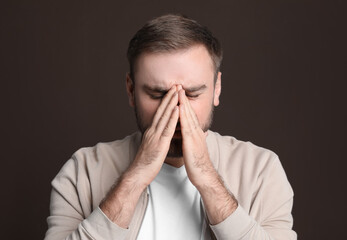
[210,157,297,240]
[44,159,129,240]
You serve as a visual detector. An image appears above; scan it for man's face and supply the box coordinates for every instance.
[126,44,221,157]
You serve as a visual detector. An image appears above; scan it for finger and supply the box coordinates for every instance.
[178,90,192,136]
[152,86,177,126]
[179,89,198,130]
[182,92,200,128]
[161,106,179,139]
[156,90,179,134]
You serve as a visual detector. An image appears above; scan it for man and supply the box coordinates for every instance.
[45,14,296,240]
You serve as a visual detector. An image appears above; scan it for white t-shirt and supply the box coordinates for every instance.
[137,163,206,240]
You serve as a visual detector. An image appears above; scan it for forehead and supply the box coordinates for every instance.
[134,45,215,89]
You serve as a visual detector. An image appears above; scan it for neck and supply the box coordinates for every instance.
[164,157,184,168]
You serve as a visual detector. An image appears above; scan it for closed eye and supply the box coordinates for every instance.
[149,94,165,100]
[187,94,200,99]
[149,92,200,99]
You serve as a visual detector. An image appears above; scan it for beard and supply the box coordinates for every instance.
[134,100,214,158]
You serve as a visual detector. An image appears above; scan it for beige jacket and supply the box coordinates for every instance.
[45,131,297,240]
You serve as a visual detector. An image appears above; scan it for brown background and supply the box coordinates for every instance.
[1,0,346,239]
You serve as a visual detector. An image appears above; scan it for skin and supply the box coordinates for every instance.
[100,44,238,229]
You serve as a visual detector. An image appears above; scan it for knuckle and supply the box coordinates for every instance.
[162,126,171,137]
[145,127,154,136]
[159,113,168,122]
[183,128,192,136]
[143,129,159,143]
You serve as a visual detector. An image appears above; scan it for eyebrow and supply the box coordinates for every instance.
[143,84,168,94]
[143,84,207,94]
[185,85,207,93]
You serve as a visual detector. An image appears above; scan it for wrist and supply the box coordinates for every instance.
[128,151,163,186]
[194,170,220,192]
[196,173,238,225]
[99,170,147,228]
[122,167,150,192]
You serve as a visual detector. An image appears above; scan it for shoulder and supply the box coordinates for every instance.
[208,131,293,210]
[51,132,142,209]
[208,130,279,167]
[55,132,141,184]
[74,132,139,161]
[73,132,141,167]
[207,130,283,186]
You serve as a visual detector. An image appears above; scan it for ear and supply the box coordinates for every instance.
[213,71,222,106]
[126,73,135,107]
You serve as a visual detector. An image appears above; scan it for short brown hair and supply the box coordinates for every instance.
[127,14,223,81]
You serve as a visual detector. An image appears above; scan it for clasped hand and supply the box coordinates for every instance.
[132,84,216,188]
[102,85,236,228]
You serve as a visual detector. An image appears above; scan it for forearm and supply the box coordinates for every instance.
[99,168,147,229]
[198,158,296,240]
[101,86,180,229]
[197,172,238,225]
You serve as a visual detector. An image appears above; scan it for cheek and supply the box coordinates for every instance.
[189,100,211,123]
[136,96,160,122]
